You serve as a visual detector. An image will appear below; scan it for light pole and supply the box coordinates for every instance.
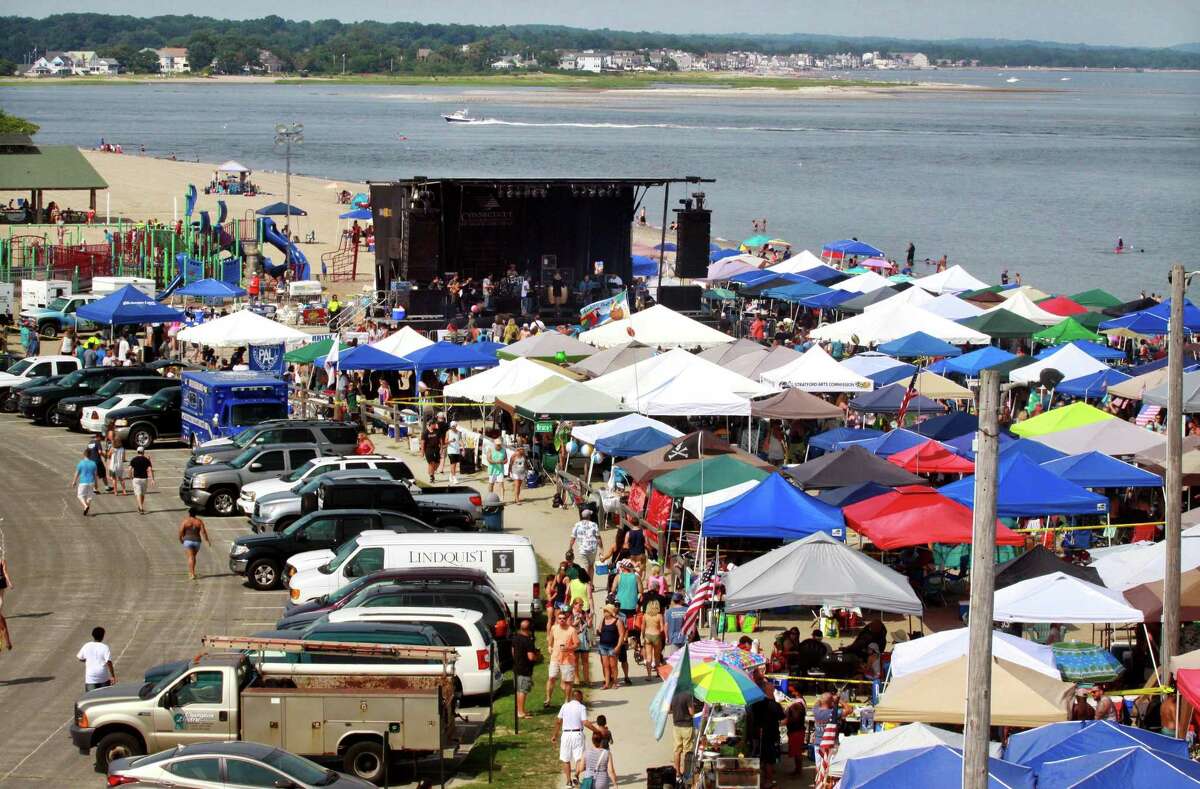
[273,122,303,239]
[342,53,346,75]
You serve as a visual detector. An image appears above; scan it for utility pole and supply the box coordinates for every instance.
[963,368,1000,789]
[342,53,346,75]
[1163,263,1186,670]
[273,123,303,268]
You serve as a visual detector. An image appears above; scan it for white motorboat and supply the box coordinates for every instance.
[443,108,477,123]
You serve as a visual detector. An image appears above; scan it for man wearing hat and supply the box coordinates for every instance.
[128,446,155,515]
[569,508,602,579]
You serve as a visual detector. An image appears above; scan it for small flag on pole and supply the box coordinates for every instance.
[1134,404,1162,426]
[683,562,716,637]
[896,368,920,422]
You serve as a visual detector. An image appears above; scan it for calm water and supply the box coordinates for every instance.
[3,69,1198,296]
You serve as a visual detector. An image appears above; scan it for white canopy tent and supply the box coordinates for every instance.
[913,264,989,295]
[175,308,310,348]
[217,160,251,173]
[369,326,434,358]
[829,270,894,294]
[808,302,992,346]
[760,344,874,392]
[828,723,1001,778]
[1032,418,1165,457]
[571,413,683,447]
[633,365,753,416]
[725,532,923,615]
[982,291,1062,326]
[579,304,734,349]
[992,572,1144,623]
[863,284,934,311]
[1009,343,1112,385]
[682,479,760,520]
[1092,524,1200,591]
[443,357,571,404]
[588,347,773,404]
[922,293,985,321]
[767,249,825,274]
[1000,285,1051,302]
[889,627,1059,680]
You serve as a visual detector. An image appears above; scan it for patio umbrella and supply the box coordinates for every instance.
[689,661,765,705]
[665,639,737,666]
[1051,641,1125,683]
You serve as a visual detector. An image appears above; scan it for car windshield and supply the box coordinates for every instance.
[284,458,320,483]
[95,379,124,396]
[57,370,85,387]
[7,359,33,375]
[324,538,361,573]
[229,448,259,469]
[143,663,188,697]
[98,395,125,409]
[231,402,288,426]
[47,297,68,311]
[143,389,174,410]
[263,748,336,785]
[231,427,261,448]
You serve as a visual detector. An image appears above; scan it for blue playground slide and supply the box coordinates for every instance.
[156,271,185,301]
[259,217,312,280]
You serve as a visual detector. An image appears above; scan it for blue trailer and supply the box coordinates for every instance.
[180,371,289,446]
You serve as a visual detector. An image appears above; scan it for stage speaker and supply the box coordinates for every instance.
[407,288,445,317]
[406,213,440,282]
[656,285,703,312]
[674,208,711,279]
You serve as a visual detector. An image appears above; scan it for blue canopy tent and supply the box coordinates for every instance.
[848,384,946,416]
[912,411,978,441]
[77,284,186,326]
[877,331,963,359]
[654,242,677,252]
[632,255,658,278]
[175,278,247,299]
[255,202,307,217]
[740,273,814,296]
[840,744,1034,789]
[338,208,372,220]
[1000,438,1067,464]
[1056,368,1132,399]
[822,239,886,259]
[399,341,500,371]
[808,427,885,454]
[939,346,1017,377]
[847,428,931,458]
[1035,746,1200,788]
[944,430,1015,460]
[1034,339,1125,362]
[1004,721,1189,774]
[595,426,678,458]
[1099,298,1200,335]
[709,247,740,262]
[841,353,918,387]
[317,344,409,371]
[472,339,504,357]
[816,481,894,508]
[1041,451,1163,488]
[940,453,1109,517]
[703,472,846,541]
[800,289,857,310]
[730,269,777,287]
[760,281,831,303]
[795,264,847,284]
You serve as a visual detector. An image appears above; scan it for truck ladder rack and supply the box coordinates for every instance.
[203,635,457,670]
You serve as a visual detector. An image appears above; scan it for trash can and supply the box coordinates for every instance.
[481,493,504,532]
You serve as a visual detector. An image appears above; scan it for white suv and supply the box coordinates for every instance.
[238,454,413,515]
[326,607,501,699]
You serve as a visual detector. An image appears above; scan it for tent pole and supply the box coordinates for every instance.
[1144,622,1163,687]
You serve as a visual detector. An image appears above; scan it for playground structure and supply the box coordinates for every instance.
[0,184,313,297]
[319,233,362,282]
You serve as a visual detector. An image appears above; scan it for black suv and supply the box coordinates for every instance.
[54,375,176,431]
[106,386,182,449]
[19,366,152,423]
[229,508,436,590]
[305,477,476,531]
[189,419,360,467]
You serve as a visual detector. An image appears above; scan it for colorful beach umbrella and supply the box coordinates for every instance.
[689,660,765,705]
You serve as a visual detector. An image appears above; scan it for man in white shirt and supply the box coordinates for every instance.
[552,689,600,787]
[117,335,131,366]
[77,626,116,691]
[569,509,602,577]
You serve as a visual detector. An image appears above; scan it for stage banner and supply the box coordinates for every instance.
[249,343,286,376]
[580,289,629,329]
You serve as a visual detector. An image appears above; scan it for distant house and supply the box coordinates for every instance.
[25,52,74,77]
[557,52,579,71]
[575,51,606,73]
[92,58,121,75]
[491,58,514,70]
[416,48,432,61]
[257,50,284,74]
[149,47,190,73]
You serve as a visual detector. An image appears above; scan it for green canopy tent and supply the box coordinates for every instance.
[1070,289,1124,310]
[651,454,770,498]
[285,338,350,364]
[1009,402,1115,438]
[958,310,1044,340]
[1032,317,1103,345]
[703,287,737,301]
[1072,311,1108,332]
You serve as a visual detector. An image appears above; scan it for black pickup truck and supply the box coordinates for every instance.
[305,477,479,531]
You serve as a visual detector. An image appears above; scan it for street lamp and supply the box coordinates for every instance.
[273,122,303,238]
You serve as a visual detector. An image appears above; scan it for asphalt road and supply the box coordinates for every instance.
[0,415,289,787]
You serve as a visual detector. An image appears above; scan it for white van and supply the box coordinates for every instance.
[286,531,543,616]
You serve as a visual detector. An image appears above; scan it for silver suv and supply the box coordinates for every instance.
[180,443,323,516]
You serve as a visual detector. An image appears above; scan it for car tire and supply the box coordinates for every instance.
[208,489,237,516]
[38,323,58,340]
[272,517,297,533]
[94,731,144,771]
[343,740,386,785]
[0,395,15,413]
[47,410,64,427]
[248,558,281,590]
[130,424,155,449]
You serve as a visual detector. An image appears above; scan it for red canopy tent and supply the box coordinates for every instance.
[887,439,976,474]
[842,485,1024,549]
[1038,296,1089,316]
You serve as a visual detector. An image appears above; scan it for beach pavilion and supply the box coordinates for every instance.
[0,134,108,221]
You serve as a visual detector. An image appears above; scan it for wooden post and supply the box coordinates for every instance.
[963,368,1000,788]
[1163,263,1186,669]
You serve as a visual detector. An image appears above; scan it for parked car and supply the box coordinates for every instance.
[238,453,414,516]
[180,443,323,516]
[1,372,67,413]
[0,355,80,406]
[106,386,182,448]
[189,420,359,467]
[18,365,151,424]
[306,477,479,531]
[230,508,436,590]
[53,374,175,431]
[250,469,396,534]
[80,392,152,434]
[107,741,374,789]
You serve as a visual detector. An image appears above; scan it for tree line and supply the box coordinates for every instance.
[3,13,1199,75]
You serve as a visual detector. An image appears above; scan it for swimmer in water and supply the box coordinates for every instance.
[1116,236,1125,252]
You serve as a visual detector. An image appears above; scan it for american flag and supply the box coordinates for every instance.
[896,368,921,422]
[683,562,716,637]
[1135,404,1162,426]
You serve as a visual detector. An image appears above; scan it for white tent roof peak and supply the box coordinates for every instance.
[1008,343,1111,385]
[922,293,985,321]
[830,270,894,294]
[767,249,825,274]
[217,160,251,173]
[889,626,1059,680]
[809,302,992,346]
[984,291,1062,326]
[914,264,989,295]
[864,285,934,311]
[369,325,434,358]
[579,304,734,349]
[760,344,875,392]
[442,357,570,404]
[175,308,310,348]
[992,571,1145,623]
[571,413,683,447]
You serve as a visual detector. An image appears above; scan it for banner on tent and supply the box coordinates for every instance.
[249,343,286,376]
[580,290,629,329]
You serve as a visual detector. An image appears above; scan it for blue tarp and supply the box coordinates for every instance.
[913,411,978,441]
[1004,721,1189,774]
[1000,438,1067,464]
[940,453,1109,517]
[1035,339,1124,362]
[632,255,658,278]
[595,426,677,458]
[703,472,845,540]
[1035,746,1200,788]
[939,346,1018,377]
[76,284,186,326]
[840,744,1034,789]
[317,344,409,371]
[822,239,886,259]
[845,428,930,458]
[877,331,963,359]
[339,208,372,220]
[1056,368,1132,398]
[709,248,740,262]
[255,202,307,217]
[944,429,1015,460]
[399,341,500,372]
[816,481,894,509]
[801,289,857,309]
[1041,451,1163,488]
[808,427,885,452]
[175,278,247,299]
[848,383,946,415]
